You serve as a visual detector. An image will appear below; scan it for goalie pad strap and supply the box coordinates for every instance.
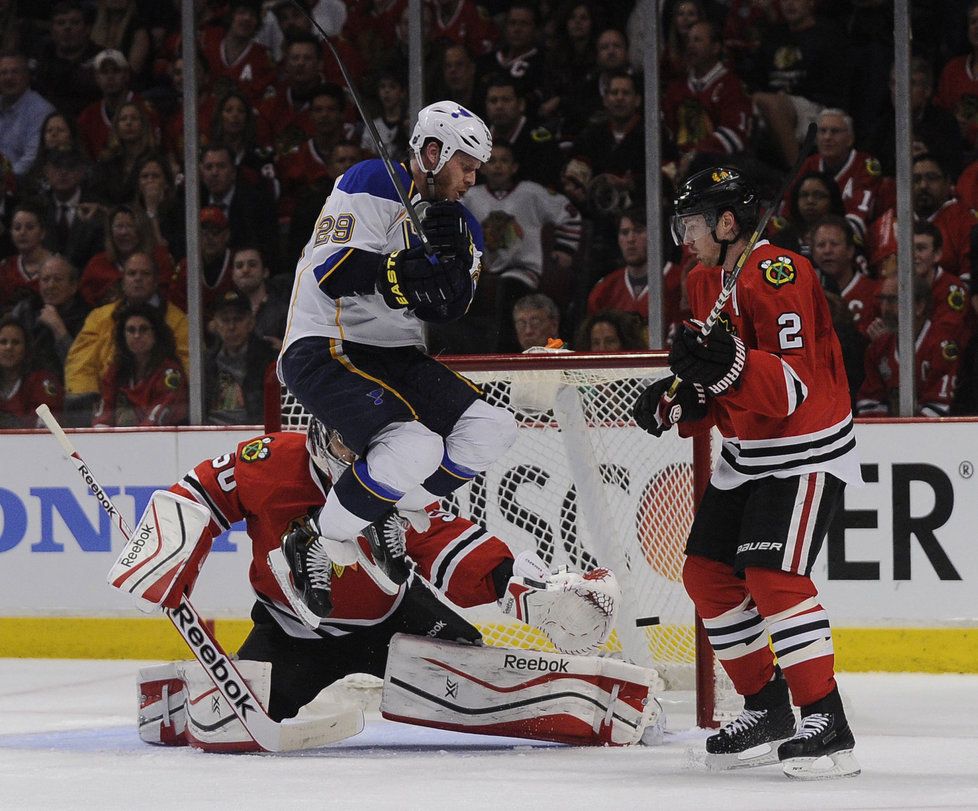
[380,634,659,746]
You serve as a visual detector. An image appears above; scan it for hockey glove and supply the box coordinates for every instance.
[419,200,474,262]
[377,246,471,310]
[668,319,747,395]
[632,375,708,437]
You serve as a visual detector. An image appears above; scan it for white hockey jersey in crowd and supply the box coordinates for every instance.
[281,159,484,351]
[463,181,581,289]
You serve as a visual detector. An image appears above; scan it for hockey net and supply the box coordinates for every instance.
[266,351,732,727]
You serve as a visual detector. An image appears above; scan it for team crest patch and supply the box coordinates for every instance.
[163,368,182,389]
[865,158,881,177]
[947,285,966,312]
[240,436,273,463]
[941,340,959,362]
[760,256,796,288]
[711,168,733,183]
[42,378,58,396]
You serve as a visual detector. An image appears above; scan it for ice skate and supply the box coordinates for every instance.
[280,515,334,620]
[361,510,411,590]
[705,668,796,770]
[778,687,860,779]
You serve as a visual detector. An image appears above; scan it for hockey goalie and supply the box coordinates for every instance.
[119,419,660,752]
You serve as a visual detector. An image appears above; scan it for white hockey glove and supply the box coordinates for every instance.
[500,557,621,655]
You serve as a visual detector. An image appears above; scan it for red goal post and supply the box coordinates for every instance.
[265,350,726,728]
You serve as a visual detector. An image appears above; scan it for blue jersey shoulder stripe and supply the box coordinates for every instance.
[337,159,413,201]
[462,205,485,252]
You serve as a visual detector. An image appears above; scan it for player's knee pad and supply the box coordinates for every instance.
[443,399,517,473]
[364,420,444,495]
[681,554,747,617]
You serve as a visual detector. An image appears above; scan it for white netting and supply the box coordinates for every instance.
[272,356,731,721]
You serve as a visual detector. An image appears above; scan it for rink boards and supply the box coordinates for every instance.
[0,420,976,671]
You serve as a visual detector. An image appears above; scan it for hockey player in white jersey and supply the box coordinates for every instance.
[278,101,518,605]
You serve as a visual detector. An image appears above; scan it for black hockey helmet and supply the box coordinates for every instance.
[671,166,760,246]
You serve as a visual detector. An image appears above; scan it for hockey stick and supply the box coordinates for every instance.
[290,0,434,257]
[34,405,364,752]
[667,122,818,396]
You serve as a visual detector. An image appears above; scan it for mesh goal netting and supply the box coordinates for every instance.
[269,351,729,726]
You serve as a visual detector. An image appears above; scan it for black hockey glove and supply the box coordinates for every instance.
[668,319,747,395]
[632,375,708,437]
[419,201,474,262]
[377,245,471,310]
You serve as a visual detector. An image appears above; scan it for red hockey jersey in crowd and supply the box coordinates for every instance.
[77,93,161,160]
[0,255,39,307]
[432,0,499,57]
[276,138,333,218]
[838,271,879,334]
[199,27,276,104]
[0,369,63,428]
[79,246,176,308]
[587,261,685,345]
[94,359,188,426]
[789,149,884,232]
[662,63,753,157]
[680,241,861,489]
[170,432,514,640]
[928,267,972,345]
[167,250,234,315]
[935,54,978,148]
[925,199,978,281]
[856,318,960,417]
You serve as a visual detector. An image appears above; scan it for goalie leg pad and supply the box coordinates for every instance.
[137,660,272,752]
[380,634,660,746]
[108,490,213,611]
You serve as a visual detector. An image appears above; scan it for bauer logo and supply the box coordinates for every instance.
[503,654,569,673]
[736,541,783,554]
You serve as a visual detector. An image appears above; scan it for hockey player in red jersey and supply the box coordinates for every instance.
[134,419,632,750]
[632,166,861,779]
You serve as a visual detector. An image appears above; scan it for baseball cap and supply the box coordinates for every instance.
[200,206,229,229]
[94,49,129,72]
[213,289,252,316]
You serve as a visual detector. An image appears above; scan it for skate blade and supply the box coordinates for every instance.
[782,748,861,780]
[705,739,788,771]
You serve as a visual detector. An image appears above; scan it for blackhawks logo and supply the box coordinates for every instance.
[760,256,796,288]
[947,285,966,312]
[711,168,733,183]
[240,436,273,463]
[942,340,959,362]
[163,367,183,390]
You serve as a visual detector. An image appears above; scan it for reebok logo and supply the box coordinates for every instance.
[118,522,155,568]
[171,602,257,720]
[427,620,446,637]
[503,654,569,673]
[737,541,784,554]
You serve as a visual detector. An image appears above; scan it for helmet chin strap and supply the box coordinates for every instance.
[425,170,437,198]
[710,227,732,267]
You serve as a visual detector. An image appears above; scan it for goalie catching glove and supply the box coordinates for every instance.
[377,201,474,310]
[668,319,747,395]
[632,374,708,437]
[500,552,621,655]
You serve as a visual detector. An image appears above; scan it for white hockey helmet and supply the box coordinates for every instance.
[410,101,492,175]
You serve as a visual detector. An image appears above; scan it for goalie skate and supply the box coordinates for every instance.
[778,687,860,780]
[704,668,796,771]
[501,566,620,655]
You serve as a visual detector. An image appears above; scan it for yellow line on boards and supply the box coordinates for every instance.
[1,620,976,673]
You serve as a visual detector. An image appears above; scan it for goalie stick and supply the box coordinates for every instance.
[667,122,818,397]
[34,404,364,752]
[289,0,434,258]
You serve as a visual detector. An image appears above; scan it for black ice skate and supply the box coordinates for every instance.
[280,515,334,621]
[361,510,411,591]
[705,667,796,770]
[778,686,860,779]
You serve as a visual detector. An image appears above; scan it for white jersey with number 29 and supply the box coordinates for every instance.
[281,159,484,351]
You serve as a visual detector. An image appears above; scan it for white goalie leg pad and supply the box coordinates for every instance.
[381,634,660,746]
[500,566,621,655]
[138,662,189,746]
[107,490,213,611]
[177,660,272,753]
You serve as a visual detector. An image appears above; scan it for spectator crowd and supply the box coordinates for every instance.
[2,0,978,428]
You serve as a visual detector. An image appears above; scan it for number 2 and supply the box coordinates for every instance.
[778,313,803,349]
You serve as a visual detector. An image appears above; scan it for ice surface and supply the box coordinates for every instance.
[1,660,976,809]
